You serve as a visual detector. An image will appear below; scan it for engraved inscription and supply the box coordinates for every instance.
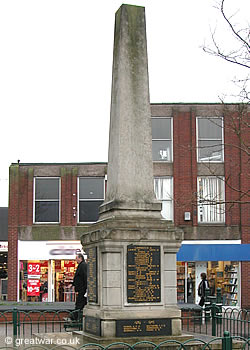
[84,316,101,336]
[116,318,172,337]
[127,245,161,303]
[86,247,98,303]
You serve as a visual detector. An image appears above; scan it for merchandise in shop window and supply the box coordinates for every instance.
[224,264,238,306]
[177,263,185,303]
[19,259,78,302]
[207,261,239,306]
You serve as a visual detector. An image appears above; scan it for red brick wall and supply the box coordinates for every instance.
[8,165,19,301]
[61,168,78,227]
[241,261,250,309]
[224,111,241,226]
[173,110,197,226]
[240,109,250,244]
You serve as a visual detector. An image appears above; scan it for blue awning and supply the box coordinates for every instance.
[177,244,250,262]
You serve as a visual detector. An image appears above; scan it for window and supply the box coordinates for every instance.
[197,117,224,162]
[34,178,60,223]
[154,177,173,220]
[197,177,225,223]
[78,177,104,223]
[152,117,172,161]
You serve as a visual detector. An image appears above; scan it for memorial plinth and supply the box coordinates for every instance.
[80,4,184,341]
[81,218,183,339]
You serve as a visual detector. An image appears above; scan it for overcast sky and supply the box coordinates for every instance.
[0,0,249,207]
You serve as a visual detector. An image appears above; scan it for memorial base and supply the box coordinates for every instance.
[81,216,184,339]
[83,309,182,338]
[77,331,193,347]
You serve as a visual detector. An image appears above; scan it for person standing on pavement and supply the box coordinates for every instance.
[68,253,87,320]
[198,272,209,307]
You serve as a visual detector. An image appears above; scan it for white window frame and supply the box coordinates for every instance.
[197,176,225,223]
[33,177,61,224]
[152,117,173,162]
[196,117,224,163]
[78,177,105,224]
[154,177,173,221]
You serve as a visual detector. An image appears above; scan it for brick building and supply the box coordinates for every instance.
[8,103,249,307]
[0,207,8,300]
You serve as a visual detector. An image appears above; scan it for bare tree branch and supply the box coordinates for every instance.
[203,0,250,70]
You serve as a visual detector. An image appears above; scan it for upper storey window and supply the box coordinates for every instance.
[78,177,105,223]
[197,117,224,162]
[152,117,172,162]
[34,177,60,223]
[197,176,225,223]
[154,177,173,221]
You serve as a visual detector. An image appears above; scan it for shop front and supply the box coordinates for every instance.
[176,241,250,307]
[18,241,84,302]
[0,242,8,300]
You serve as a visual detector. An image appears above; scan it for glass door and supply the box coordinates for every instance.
[48,260,55,302]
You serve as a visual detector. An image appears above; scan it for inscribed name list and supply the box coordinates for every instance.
[86,247,98,303]
[127,245,161,303]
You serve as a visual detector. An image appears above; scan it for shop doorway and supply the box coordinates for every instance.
[19,259,77,302]
[195,262,207,304]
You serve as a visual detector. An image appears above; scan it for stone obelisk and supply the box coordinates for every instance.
[99,4,161,220]
[81,4,184,341]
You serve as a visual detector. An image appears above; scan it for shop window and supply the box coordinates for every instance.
[154,177,173,220]
[197,177,225,223]
[177,261,239,306]
[152,117,172,161]
[34,178,60,223]
[78,177,105,223]
[19,259,78,303]
[197,117,224,162]
[207,261,239,306]
[177,262,196,304]
[177,263,185,303]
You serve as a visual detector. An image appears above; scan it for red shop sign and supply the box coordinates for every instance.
[64,260,75,268]
[27,279,40,296]
[28,262,41,276]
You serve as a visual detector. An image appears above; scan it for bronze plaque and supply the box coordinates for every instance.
[127,245,161,303]
[86,247,98,303]
[116,318,172,337]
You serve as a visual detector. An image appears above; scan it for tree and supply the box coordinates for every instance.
[195,0,250,213]
[203,0,249,102]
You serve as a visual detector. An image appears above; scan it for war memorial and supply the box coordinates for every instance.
[80,4,185,343]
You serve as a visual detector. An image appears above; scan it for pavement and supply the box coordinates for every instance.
[0,301,75,311]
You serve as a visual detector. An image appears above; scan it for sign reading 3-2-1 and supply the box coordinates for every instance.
[27,279,40,296]
[27,262,41,278]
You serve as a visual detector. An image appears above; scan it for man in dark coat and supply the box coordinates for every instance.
[69,253,87,320]
[198,272,209,306]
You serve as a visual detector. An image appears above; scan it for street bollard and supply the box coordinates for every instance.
[222,331,232,350]
[216,288,222,325]
[211,303,217,336]
[12,307,18,338]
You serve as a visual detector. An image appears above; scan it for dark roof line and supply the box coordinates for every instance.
[11,162,107,166]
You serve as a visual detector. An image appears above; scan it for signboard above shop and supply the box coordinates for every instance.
[18,241,84,260]
[0,242,8,252]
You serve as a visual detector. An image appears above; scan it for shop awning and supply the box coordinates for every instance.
[177,244,250,262]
